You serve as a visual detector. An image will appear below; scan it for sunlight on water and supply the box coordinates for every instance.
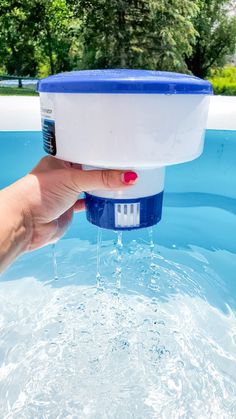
[1,229,236,418]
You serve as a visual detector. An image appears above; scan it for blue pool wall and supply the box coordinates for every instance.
[0,129,236,251]
[0,129,235,197]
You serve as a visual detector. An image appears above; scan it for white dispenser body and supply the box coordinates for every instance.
[40,92,210,168]
[38,69,212,230]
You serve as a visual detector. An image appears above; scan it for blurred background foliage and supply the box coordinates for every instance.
[209,66,236,95]
[0,0,236,93]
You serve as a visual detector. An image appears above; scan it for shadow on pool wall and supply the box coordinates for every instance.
[0,128,235,253]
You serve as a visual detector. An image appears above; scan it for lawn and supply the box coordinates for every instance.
[208,67,236,96]
[0,87,38,96]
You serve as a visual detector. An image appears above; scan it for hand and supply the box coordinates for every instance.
[2,156,138,252]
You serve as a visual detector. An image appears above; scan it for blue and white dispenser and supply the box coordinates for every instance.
[38,69,213,230]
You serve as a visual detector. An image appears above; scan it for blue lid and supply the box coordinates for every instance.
[38,69,213,95]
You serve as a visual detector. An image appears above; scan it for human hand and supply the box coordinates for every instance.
[4,156,138,252]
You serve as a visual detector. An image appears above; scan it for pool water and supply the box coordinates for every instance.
[0,130,236,418]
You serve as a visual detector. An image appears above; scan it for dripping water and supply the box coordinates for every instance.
[149,227,155,258]
[96,229,123,294]
[148,227,160,292]
[113,231,123,294]
[96,227,104,291]
[52,244,58,280]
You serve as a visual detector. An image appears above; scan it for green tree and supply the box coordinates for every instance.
[0,0,38,76]
[2,0,235,79]
[186,0,236,78]
[29,0,74,75]
[147,0,198,71]
[72,0,198,72]
[0,0,75,76]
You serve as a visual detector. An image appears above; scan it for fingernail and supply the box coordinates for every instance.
[122,171,138,185]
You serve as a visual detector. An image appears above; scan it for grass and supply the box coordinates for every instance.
[208,67,236,96]
[0,86,38,96]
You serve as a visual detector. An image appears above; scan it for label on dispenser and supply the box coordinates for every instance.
[40,94,56,155]
[42,119,56,155]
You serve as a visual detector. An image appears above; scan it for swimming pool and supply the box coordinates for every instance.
[0,97,236,418]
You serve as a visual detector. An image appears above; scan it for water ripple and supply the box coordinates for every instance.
[0,236,236,418]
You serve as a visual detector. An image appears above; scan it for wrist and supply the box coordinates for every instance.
[0,179,34,270]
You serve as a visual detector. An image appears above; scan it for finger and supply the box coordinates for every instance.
[67,168,138,193]
[73,199,85,212]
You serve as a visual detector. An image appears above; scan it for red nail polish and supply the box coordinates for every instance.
[123,171,138,184]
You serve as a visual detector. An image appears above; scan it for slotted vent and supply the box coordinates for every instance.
[115,203,140,228]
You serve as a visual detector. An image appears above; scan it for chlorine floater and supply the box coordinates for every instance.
[37,69,212,231]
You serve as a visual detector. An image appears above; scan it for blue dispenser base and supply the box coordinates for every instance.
[85,192,164,231]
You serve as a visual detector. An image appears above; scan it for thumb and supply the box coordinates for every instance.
[66,168,138,193]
